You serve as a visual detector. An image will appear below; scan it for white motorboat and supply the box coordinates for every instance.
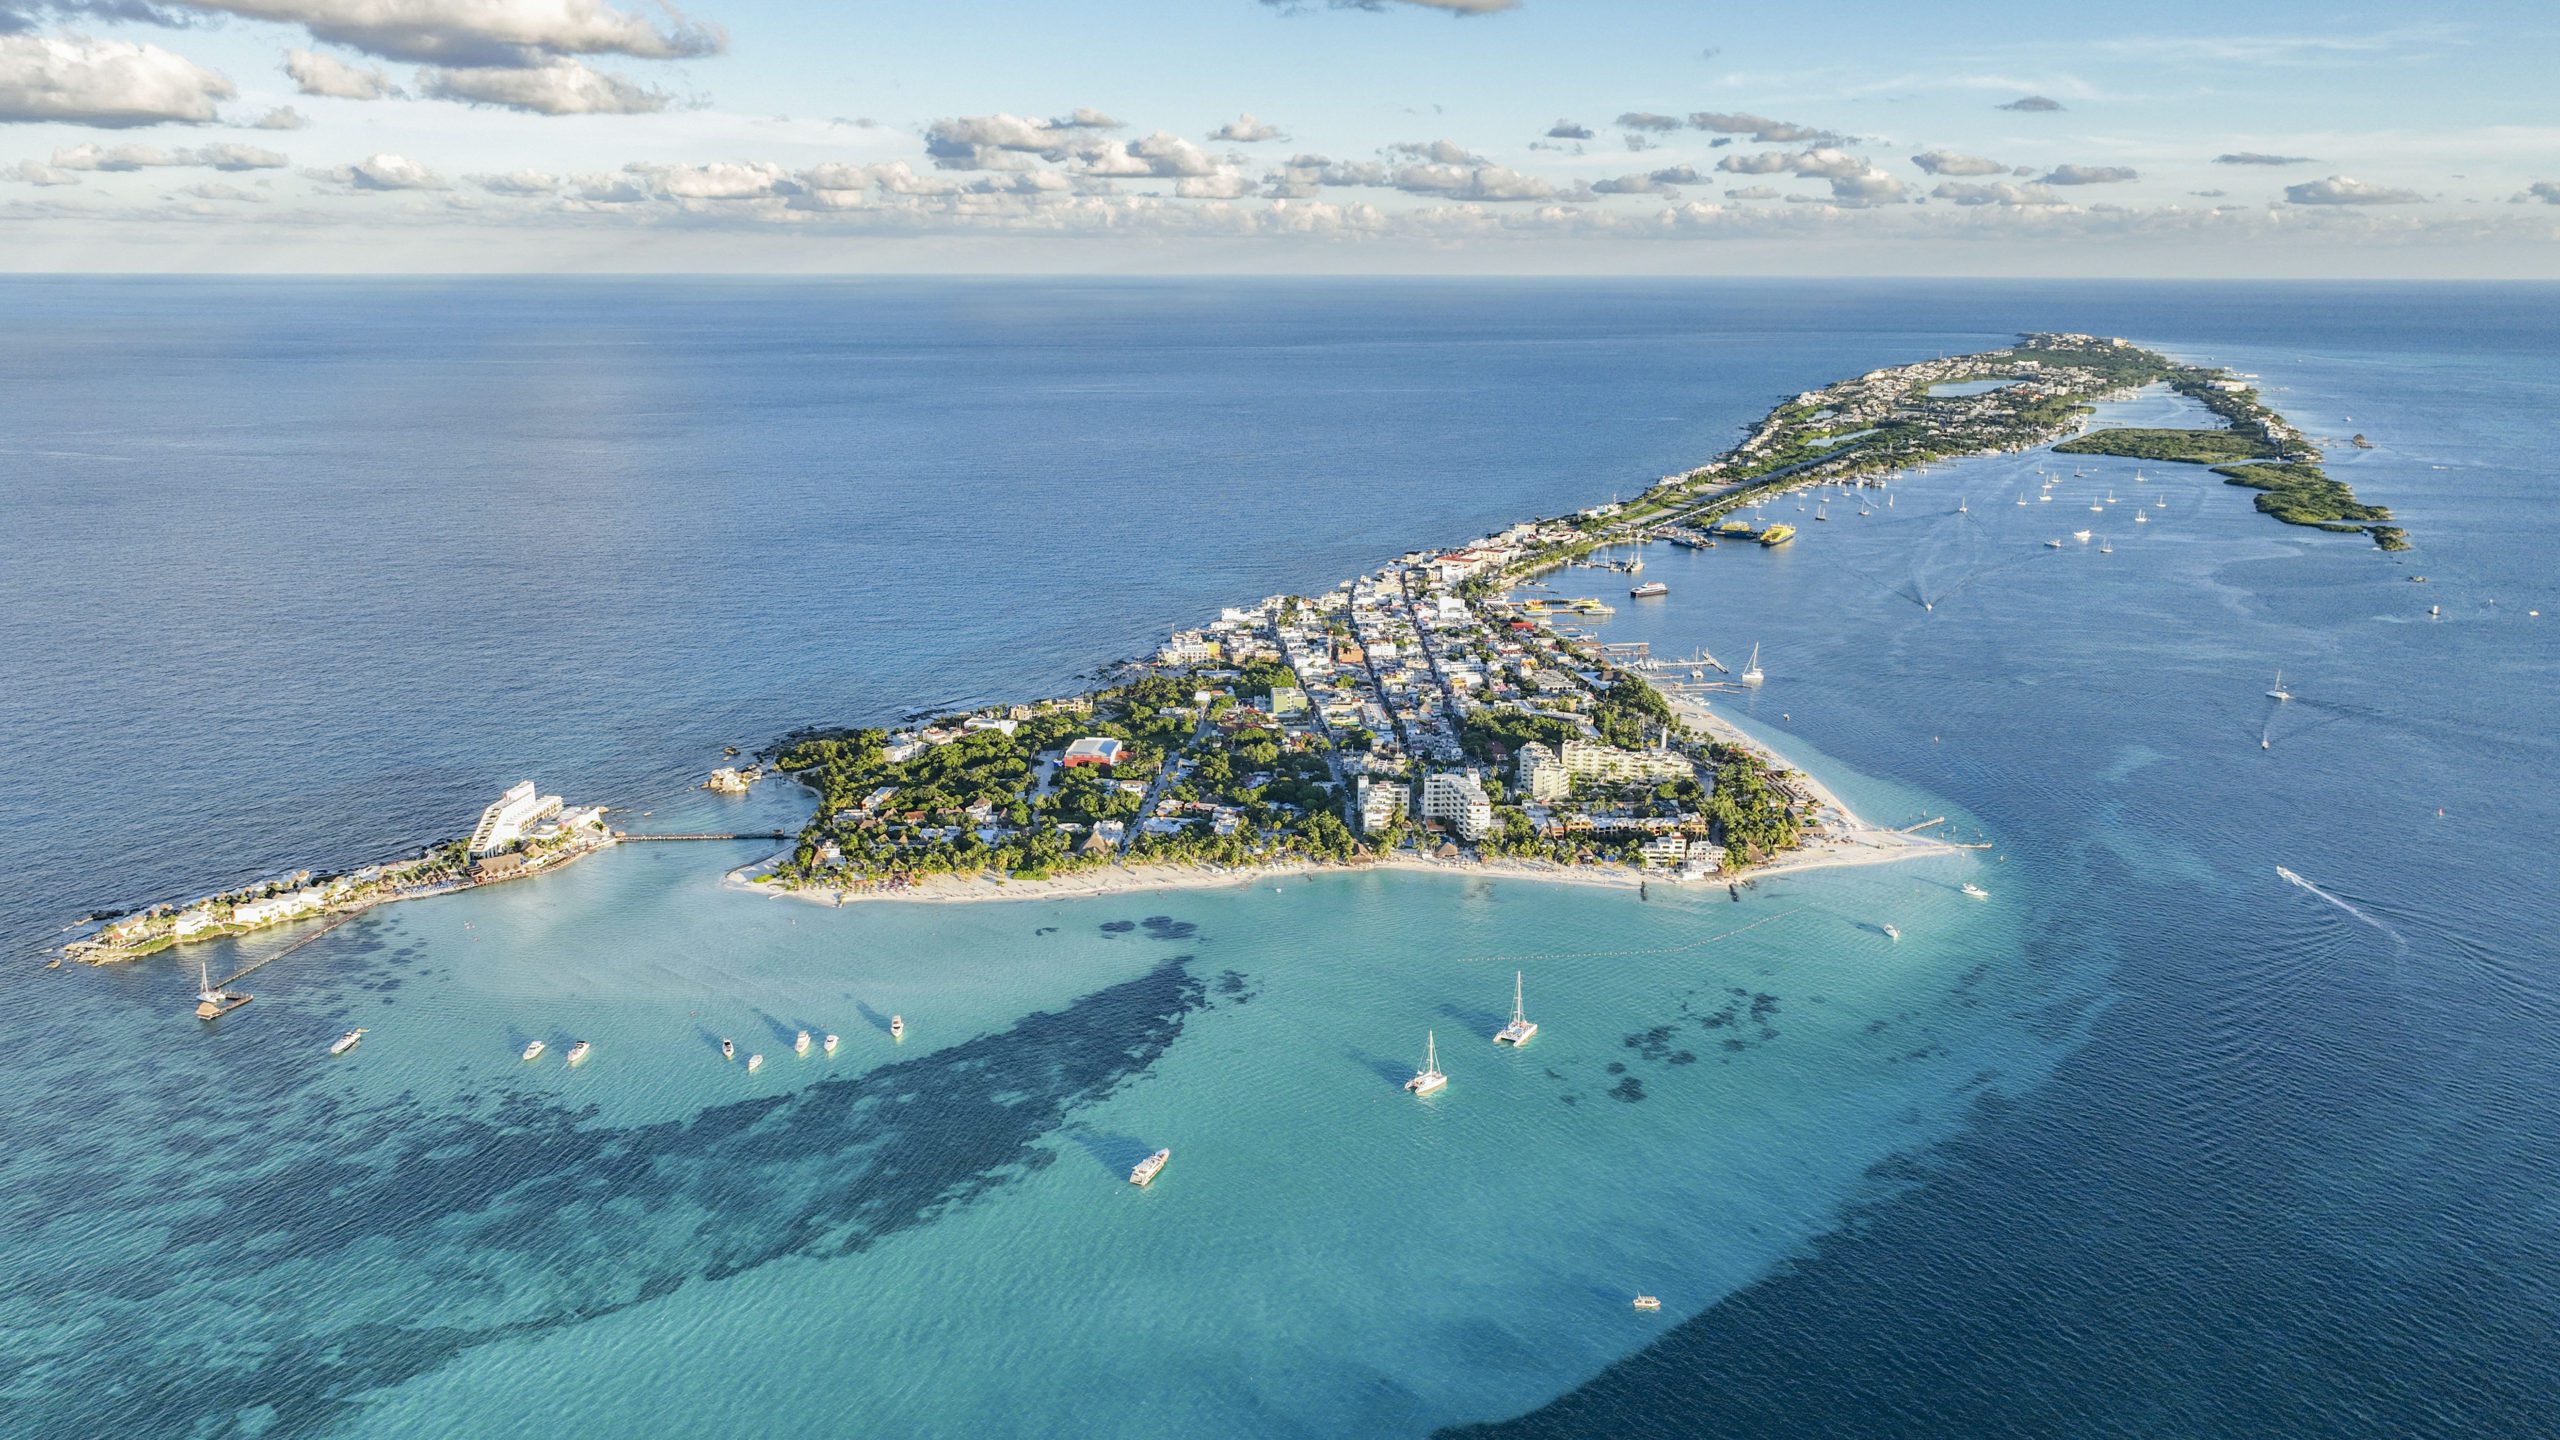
[1493,972,1538,1045]
[2074,530,2092,543]
[566,1040,591,1066]
[2045,538,2064,548]
[1962,883,1989,900]
[329,1029,367,1057]
[747,1053,764,1073]
[824,1033,839,1055]
[890,1015,905,1040]
[794,1030,812,1056]
[1130,1149,1171,1186]
[522,1040,546,1062]
[1883,924,1901,942]
[721,1038,735,1061]
[1633,1295,1663,1312]
[1405,1031,1447,1096]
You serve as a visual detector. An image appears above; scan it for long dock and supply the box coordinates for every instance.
[615,831,791,842]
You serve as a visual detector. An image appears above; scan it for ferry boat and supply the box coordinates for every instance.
[1962,883,1990,900]
[794,1030,811,1056]
[1129,1148,1171,1186]
[890,1015,905,1040]
[722,1038,735,1061]
[823,1033,839,1055]
[1405,1031,1447,1096]
[328,1029,367,1057]
[1757,523,1795,547]
[2267,671,2293,702]
[746,1053,764,1073]
[1494,971,1538,1046]
[1739,643,1765,687]
[566,1040,591,1066]
[194,958,251,1021]
[522,1040,546,1062]
[1629,580,1669,599]
[1882,924,1901,942]
[1632,1295,1663,1312]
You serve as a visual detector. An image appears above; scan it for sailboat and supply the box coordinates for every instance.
[1739,643,1765,687]
[2100,538,2113,553]
[1957,497,1968,513]
[1494,972,1538,1045]
[2135,509,2149,524]
[2267,671,2293,702]
[1405,1031,1447,1095]
[194,957,250,1021]
[2015,494,2028,506]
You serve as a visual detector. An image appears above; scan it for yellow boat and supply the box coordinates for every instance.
[1758,524,1796,547]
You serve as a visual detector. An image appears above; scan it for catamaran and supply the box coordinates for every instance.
[1405,1030,1447,1096]
[2267,671,2293,702]
[1739,643,1765,687]
[1494,972,1538,1045]
[194,957,250,1021]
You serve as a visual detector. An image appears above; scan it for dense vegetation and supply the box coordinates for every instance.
[1700,743,1803,868]
[1459,706,1581,764]
[2056,427,2277,465]
[1592,673,1676,750]
[2212,462,2406,549]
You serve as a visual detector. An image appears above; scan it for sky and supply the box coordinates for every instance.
[2,0,2555,274]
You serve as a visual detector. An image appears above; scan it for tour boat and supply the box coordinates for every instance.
[522,1040,545,1062]
[1632,1296,1663,1312]
[1405,1031,1447,1096]
[194,958,251,1021]
[1129,1148,1171,1186]
[1739,643,1765,687]
[1629,580,1668,599]
[794,1030,812,1056]
[721,1038,735,1061]
[823,1033,839,1055]
[566,1040,591,1066]
[747,1053,764,1073]
[1962,883,1990,900]
[1494,971,1538,1046]
[328,1029,367,1057]
[2267,670,2293,702]
[890,1015,905,1040]
[1883,924,1901,942]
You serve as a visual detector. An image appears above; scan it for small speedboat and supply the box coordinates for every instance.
[1962,883,1989,900]
[721,1038,735,1061]
[823,1033,839,1055]
[1883,924,1901,942]
[522,1040,546,1062]
[890,1015,905,1040]
[747,1053,764,1073]
[2045,539,2064,549]
[1633,1295,1663,1312]
[794,1030,812,1056]
[329,1028,367,1057]
[566,1040,591,1066]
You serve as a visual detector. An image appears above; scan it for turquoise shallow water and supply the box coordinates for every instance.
[4,281,2555,1437]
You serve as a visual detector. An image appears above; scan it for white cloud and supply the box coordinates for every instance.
[419,58,667,114]
[2521,180,2560,205]
[6,157,80,185]
[285,48,396,100]
[1210,112,1283,143]
[2285,174,2422,205]
[309,151,445,190]
[1392,162,1554,202]
[1617,111,1681,132]
[2041,164,2139,185]
[632,159,790,200]
[0,34,234,127]
[251,104,309,129]
[1121,130,1217,177]
[53,141,287,171]
[1723,185,1778,200]
[191,0,723,67]
[1911,149,2006,176]
[1717,147,1875,181]
[1176,170,1254,199]
[176,180,267,202]
[1689,111,1838,144]
[470,169,559,194]
[1545,119,1592,140]
[1931,180,2065,207]
[1998,95,2064,112]
[2215,152,2313,166]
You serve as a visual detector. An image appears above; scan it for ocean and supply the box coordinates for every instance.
[1,279,2552,1438]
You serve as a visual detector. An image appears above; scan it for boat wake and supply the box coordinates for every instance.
[2276,865,2409,951]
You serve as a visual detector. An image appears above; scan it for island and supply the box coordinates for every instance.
[63,333,2369,960]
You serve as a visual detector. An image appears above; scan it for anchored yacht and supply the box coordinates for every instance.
[1130,1149,1171,1187]
[328,1029,367,1057]
[1962,883,1990,900]
[1405,1031,1447,1096]
[890,1015,905,1040]
[824,1034,839,1055]
[1739,643,1765,687]
[794,1030,812,1056]
[522,1040,546,1062]
[1494,972,1538,1045]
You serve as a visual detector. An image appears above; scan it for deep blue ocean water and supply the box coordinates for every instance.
[1,280,2553,1437]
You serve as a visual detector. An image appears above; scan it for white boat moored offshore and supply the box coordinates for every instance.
[890,1015,905,1040]
[1633,1295,1663,1312]
[824,1033,839,1055]
[1962,883,1990,900]
[522,1040,545,1062]
[1405,1030,1447,1096]
[2135,509,2149,524]
[1883,924,1901,942]
[2267,670,2293,702]
[721,1037,735,1061]
[1494,971,1538,1045]
[1130,1148,1170,1186]
[747,1053,764,1073]
[2074,530,2093,543]
[329,1028,367,1057]
[794,1030,811,1056]
[566,1040,591,1065]
[2046,539,2064,548]
[1739,643,1765,687]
